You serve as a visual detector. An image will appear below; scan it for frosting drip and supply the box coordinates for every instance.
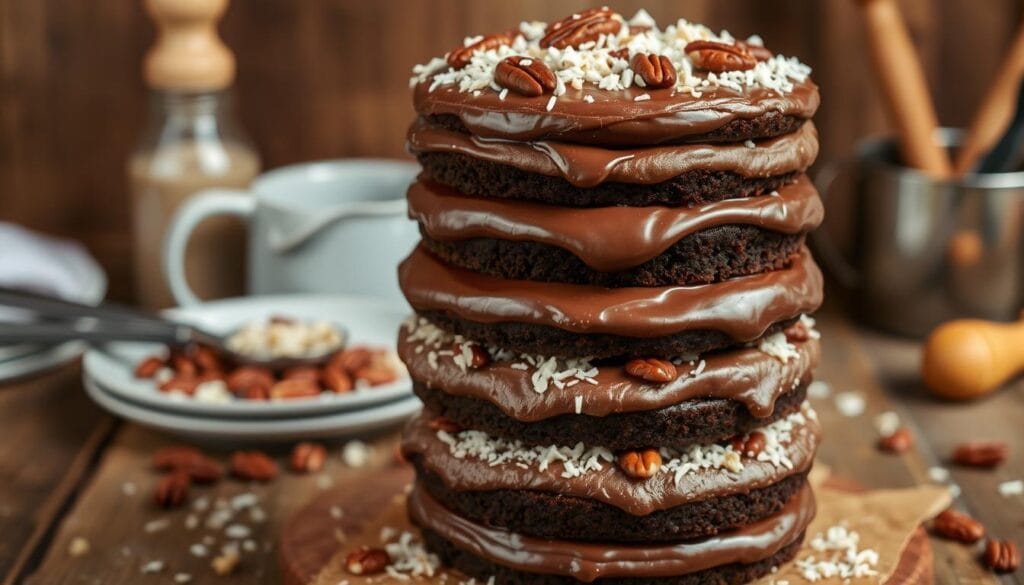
[409,176,823,272]
[398,245,824,340]
[402,409,820,516]
[407,118,818,188]
[408,481,816,581]
[412,81,820,146]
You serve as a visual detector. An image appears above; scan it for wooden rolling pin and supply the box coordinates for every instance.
[922,315,1024,400]
[856,0,952,178]
[953,21,1024,175]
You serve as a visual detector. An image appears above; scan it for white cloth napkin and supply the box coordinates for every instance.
[0,222,106,307]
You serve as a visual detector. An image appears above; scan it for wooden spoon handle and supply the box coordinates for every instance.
[858,0,951,178]
[954,21,1024,176]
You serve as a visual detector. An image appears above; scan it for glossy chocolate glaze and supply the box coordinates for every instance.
[407,118,818,188]
[412,81,820,146]
[408,176,823,272]
[402,409,820,516]
[398,246,823,340]
[408,480,816,581]
[399,329,819,421]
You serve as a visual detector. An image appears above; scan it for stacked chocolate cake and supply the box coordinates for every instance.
[398,8,825,584]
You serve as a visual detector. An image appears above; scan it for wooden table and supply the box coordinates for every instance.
[1,311,1021,585]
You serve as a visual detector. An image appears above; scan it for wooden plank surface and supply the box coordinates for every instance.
[0,366,114,585]
[7,313,1020,584]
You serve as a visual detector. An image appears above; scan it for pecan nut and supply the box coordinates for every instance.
[345,546,391,575]
[171,352,198,377]
[624,358,678,383]
[495,56,556,97]
[447,32,513,69]
[735,40,773,61]
[951,441,1009,468]
[283,366,320,383]
[230,451,279,481]
[731,431,767,458]
[321,363,354,393]
[159,374,198,395]
[685,40,757,72]
[783,322,811,343]
[878,428,914,454]
[153,471,191,508]
[134,356,165,378]
[290,442,327,473]
[269,378,321,400]
[226,366,275,394]
[153,445,204,470]
[630,53,676,89]
[983,539,1020,573]
[428,416,462,434]
[332,347,372,373]
[541,7,622,49]
[454,342,491,368]
[618,448,662,479]
[354,364,398,386]
[932,508,985,543]
[192,344,225,374]
[239,385,270,400]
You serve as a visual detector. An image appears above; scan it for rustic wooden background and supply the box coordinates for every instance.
[1,0,1021,301]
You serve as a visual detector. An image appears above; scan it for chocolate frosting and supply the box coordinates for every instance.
[402,409,820,516]
[408,481,816,581]
[398,246,824,340]
[408,118,818,188]
[412,81,821,146]
[408,177,823,272]
[399,330,819,421]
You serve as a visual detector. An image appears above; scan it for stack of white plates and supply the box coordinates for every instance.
[82,295,421,443]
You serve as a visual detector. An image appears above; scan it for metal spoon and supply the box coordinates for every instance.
[0,287,346,371]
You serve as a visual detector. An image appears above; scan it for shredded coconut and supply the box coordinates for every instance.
[410,11,811,99]
[796,523,879,582]
[834,391,866,417]
[381,530,441,578]
[998,479,1023,497]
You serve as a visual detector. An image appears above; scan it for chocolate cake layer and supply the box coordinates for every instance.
[418,153,800,207]
[400,246,822,358]
[409,482,815,583]
[413,381,808,451]
[409,176,822,285]
[408,120,818,189]
[401,404,820,517]
[414,462,809,542]
[412,76,820,146]
[400,316,820,423]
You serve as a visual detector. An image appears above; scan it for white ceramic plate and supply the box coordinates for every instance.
[84,375,421,443]
[83,294,412,419]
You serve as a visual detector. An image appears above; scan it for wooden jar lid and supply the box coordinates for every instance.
[143,0,235,91]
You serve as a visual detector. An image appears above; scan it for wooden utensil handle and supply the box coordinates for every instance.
[922,316,1024,400]
[858,0,951,178]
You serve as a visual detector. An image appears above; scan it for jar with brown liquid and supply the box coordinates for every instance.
[130,0,259,309]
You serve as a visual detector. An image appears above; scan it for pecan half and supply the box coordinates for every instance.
[624,358,678,383]
[159,374,198,395]
[239,385,270,400]
[171,352,198,377]
[192,345,225,374]
[618,448,662,479]
[541,7,622,49]
[454,342,491,368]
[735,40,773,61]
[283,366,320,383]
[983,539,1020,573]
[630,53,676,89]
[495,56,556,97]
[332,347,372,374]
[226,366,275,394]
[230,451,278,481]
[290,442,327,473]
[731,431,767,458]
[951,441,1009,468]
[878,427,914,454]
[354,364,398,386]
[685,40,757,72]
[269,378,321,400]
[932,508,985,543]
[447,32,513,69]
[153,446,224,483]
[321,363,353,393]
[153,471,190,508]
[345,546,391,575]
[428,416,462,434]
[134,356,165,378]
[783,322,811,343]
